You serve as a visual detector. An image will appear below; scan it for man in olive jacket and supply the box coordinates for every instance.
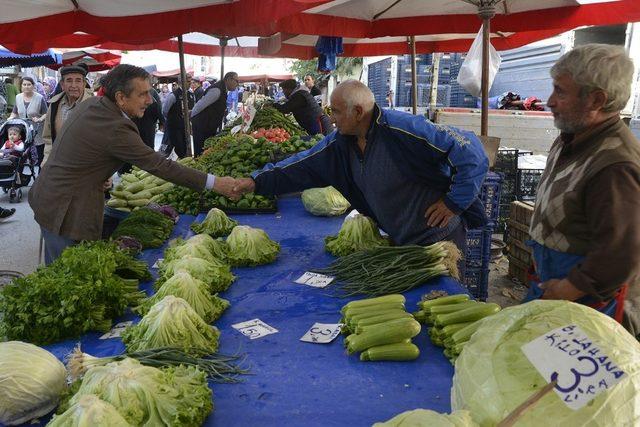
[29,64,237,264]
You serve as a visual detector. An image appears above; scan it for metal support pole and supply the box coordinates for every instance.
[410,36,418,115]
[220,37,228,79]
[177,35,193,157]
[429,53,441,118]
[478,6,496,137]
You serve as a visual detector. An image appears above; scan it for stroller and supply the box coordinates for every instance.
[0,118,38,203]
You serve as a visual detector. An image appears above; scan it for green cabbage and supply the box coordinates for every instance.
[47,394,133,427]
[452,300,640,426]
[64,358,212,426]
[373,409,477,427]
[0,341,67,426]
[190,208,238,237]
[302,186,351,216]
[122,295,220,356]
[158,255,235,292]
[226,225,280,266]
[325,214,389,256]
[136,271,230,323]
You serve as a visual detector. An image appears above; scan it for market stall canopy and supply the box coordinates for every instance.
[274,0,640,38]
[0,0,329,46]
[237,74,294,83]
[0,47,59,67]
[47,49,122,72]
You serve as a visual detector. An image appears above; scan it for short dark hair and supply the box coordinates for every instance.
[100,64,149,102]
[223,71,238,81]
[21,76,35,85]
[280,79,298,90]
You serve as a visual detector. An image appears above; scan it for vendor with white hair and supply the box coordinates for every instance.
[527,44,640,333]
[232,79,489,269]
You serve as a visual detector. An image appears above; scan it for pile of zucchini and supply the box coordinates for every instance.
[340,295,421,362]
[415,294,500,364]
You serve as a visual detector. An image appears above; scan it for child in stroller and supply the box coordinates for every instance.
[0,119,38,203]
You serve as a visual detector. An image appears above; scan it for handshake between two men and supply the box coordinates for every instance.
[212,176,257,201]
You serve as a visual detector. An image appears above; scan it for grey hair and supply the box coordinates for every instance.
[551,43,634,112]
[335,79,375,113]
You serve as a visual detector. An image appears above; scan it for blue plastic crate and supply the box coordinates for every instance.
[465,227,492,268]
[463,266,489,301]
[480,172,502,225]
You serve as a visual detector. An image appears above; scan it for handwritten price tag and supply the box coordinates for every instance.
[521,324,626,410]
[300,323,343,344]
[99,321,133,339]
[232,319,278,340]
[295,272,334,288]
[151,258,164,269]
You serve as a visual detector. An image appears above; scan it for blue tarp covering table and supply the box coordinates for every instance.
[40,196,467,426]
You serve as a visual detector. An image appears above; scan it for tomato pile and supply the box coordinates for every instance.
[251,127,291,143]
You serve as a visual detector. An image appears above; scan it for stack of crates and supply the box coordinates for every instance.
[449,61,478,108]
[367,58,393,106]
[493,149,519,231]
[463,172,502,301]
[506,201,535,284]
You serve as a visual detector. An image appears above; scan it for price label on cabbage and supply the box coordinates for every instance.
[99,321,133,339]
[152,258,163,269]
[521,324,626,410]
[300,323,342,344]
[232,319,278,340]
[295,272,334,288]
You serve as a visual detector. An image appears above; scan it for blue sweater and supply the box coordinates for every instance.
[252,105,489,240]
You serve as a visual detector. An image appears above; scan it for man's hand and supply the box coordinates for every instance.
[425,199,456,228]
[213,176,241,201]
[233,177,256,197]
[539,278,586,301]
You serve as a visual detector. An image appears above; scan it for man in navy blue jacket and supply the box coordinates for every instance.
[233,80,488,251]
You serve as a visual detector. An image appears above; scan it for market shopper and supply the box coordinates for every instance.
[233,79,489,255]
[527,44,640,332]
[304,74,321,97]
[190,71,240,157]
[273,79,332,136]
[42,65,94,163]
[162,79,194,158]
[28,64,238,264]
[8,76,47,165]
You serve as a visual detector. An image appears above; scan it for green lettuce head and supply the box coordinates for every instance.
[302,186,351,216]
[136,271,230,323]
[325,214,389,256]
[190,208,238,237]
[373,409,477,427]
[0,341,67,425]
[226,225,280,266]
[122,295,220,356]
[158,255,234,293]
[452,300,640,426]
[47,394,132,427]
[65,358,211,427]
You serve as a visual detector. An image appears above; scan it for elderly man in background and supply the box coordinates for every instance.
[42,65,93,162]
[233,80,488,263]
[526,44,640,333]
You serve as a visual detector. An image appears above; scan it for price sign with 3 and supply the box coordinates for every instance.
[295,272,334,288]
[232,319,279,340]
[300,323,343,344]
[521,324,626,410]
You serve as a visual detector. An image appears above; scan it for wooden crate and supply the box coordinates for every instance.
[508,255,529,285]
[510,201,535,226]
[506,220,531,245]
[508,239,533,265]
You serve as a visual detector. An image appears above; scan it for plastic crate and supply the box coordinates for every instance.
[517,168,544,201]
[463,266,489,301]
[494,149,519,176]
[480,172,502,225]
[465,228,492,268]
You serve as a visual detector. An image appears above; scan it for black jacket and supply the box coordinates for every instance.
[273,88,324,135]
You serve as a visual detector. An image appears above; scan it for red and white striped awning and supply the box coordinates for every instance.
[0,0,327,46]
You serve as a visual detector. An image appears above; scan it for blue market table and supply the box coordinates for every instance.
[41,196,468,427]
